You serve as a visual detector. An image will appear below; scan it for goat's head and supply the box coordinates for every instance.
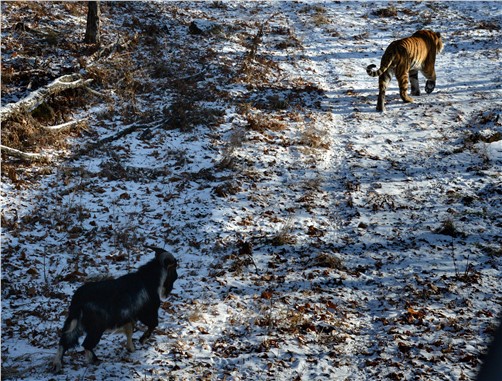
[147,246,178,298]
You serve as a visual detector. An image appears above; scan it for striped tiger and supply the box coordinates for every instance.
[366,30,444,112]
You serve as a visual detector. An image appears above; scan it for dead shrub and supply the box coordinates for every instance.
[163,99,225,132]
[245,112,285,133]
[311,6,331,27]
[372,6,398,18]
[275,31,303,50]
[213,181,241,198]
[313,253,345,271]
[271,217,296,246]
[299,124,330,149]
[436,219,465,238]
[218,128,246,170]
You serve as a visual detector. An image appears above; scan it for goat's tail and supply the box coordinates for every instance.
[59,304,83,349]
[52,303,83,373]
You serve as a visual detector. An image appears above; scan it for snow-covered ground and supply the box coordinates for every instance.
[1,2,501,380]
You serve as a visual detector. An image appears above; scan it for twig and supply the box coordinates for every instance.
[74,120,162,157]
[84,86,108,98]
[169,67,208,83]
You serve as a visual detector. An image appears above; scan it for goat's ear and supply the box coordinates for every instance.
[146,246,168,262]
[164,255,177,268]
[155,250,163,262]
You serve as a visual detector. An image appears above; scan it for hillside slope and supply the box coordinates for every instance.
[1,2,501,381]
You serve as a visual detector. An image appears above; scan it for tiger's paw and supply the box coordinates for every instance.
[425,80,435,94]
[401,94,414,103]
[376,99,385,112]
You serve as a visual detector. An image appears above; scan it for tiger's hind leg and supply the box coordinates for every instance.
[409,70,420,96]
[396,67,413,103]
[377,71,392,112]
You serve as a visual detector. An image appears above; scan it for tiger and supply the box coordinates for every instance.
[366,30,444,112]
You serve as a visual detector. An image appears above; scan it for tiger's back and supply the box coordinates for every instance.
[366,30,443,111]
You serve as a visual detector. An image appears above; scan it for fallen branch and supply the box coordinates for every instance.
[42,118,88,131]
[0,74,93,122]
[84,86,108,98]
[74,120,161,157]
[169,67,207,83]
[0,145,49,162]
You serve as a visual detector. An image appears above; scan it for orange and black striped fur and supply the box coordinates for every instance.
[366,30,443,111]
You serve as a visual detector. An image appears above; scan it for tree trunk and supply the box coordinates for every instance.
[84,1,101,44]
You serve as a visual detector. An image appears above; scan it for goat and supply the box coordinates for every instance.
[52,246,178,373]
[477,316,502,381]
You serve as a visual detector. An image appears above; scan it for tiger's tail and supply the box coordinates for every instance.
[366,51,395,77]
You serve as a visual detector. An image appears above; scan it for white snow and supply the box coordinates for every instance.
[1,1,501,381]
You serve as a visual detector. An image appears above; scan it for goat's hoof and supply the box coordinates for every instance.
[51,362,62,374]
[85,350,100,365]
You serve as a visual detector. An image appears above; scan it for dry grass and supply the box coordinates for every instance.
[245,112,286,133]
[163,98,225,133]
[313,252,345,270]
[311,6,331,27]
[436,218,464,238]
[372,6,398,18]
[299,123,330,150]
[366,191,396,211]
[218,127,246,170]
[271,217,297,246]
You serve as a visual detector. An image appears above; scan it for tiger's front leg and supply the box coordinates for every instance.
[425,80,435,94]
[422,67,436,94]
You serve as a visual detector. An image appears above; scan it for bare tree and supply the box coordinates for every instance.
[84,1,101,44]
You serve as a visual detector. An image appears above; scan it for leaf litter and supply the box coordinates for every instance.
[1,2,501,381]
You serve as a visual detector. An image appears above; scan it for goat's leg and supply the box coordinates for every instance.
[139,326,155,344]
[139,306,159,344]
[82,330,104,364]
[123,322,136,352]
[52,315,82,373]
[51,345,65,373]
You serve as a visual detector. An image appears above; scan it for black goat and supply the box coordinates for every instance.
[52,246,178,373]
